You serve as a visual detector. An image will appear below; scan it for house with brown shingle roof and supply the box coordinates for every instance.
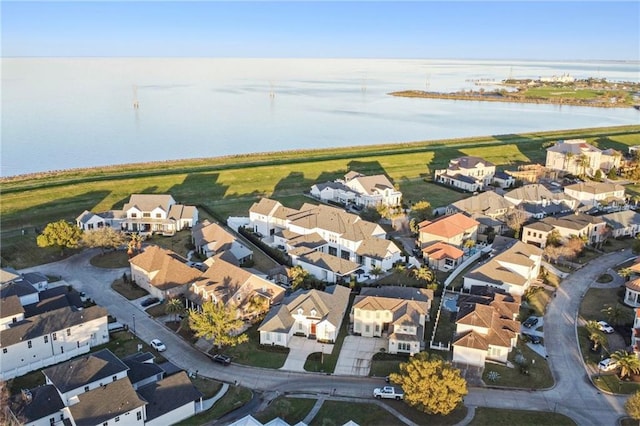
[129,245,203,299]
[249,199,402,281]
[434,156,496,192]
[564,181,626,209]
[418,213,479,249]
[192,220,253,263]
[463,238,542,296]
[351,287,433,355]
[259,285,350,347]
[121,194,198,236]
[452,293,521,367]
[446,191,515,235]
[521,213,607,248]
[421,242,464,272]
[187,256,285,319]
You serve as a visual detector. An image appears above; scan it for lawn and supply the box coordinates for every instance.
[220,324,289,369]
[147,230,194,258]
[368,352,409,377]
[469,407,575,426]
[89,250,130,268]
[482,342,553,389]
[310,400,404,426]
[254,397,316,425]
[378,399,467,426]
[579,287,631,322]
[111,277,149,300]
[593,373,640,395]
[175,385,253,425]
[3,126,638,269]
[191,377,223,398]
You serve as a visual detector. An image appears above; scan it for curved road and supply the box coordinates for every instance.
[21,248,633,425]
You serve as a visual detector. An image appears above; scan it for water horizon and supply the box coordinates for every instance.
[3,57,639,177]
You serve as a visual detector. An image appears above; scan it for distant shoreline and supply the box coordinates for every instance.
[389,90,636,109]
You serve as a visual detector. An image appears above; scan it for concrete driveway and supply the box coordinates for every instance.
[280,336,333,372]
[334,336,388,376]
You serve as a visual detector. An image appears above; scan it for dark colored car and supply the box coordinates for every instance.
[212,354,232,365]
[522,317,539,329]
[523,333,542,344]
[141,297,160,307]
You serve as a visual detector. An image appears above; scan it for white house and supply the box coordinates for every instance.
[192,220,253,263]
[564,181,626,209]
[602,210,640,238]
[632,308,640,358]
[0,305,109,381]
[259,285,350,347]
[504,184,578,219]
[521,213,608,248]
[341,171,402,207]
[121,194,198,235]
[545,139,620,176]
[434,156,496,192]
[463,239,542,296]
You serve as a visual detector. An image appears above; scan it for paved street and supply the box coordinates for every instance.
[20,248,635,425]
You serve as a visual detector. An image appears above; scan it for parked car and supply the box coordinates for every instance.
[598,358,618,371]
[212,354,232,365]
[523,333,542,344]
[373,386,404,400]
[522,317,539,329]
[597,320,615,334]
[141,297,160,307]
[150,339,166,352]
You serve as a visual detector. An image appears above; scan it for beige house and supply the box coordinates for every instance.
[521,213,608,248]
[564,181,626,209]
[452,293,521,367]
[503,184,578,219]
[129,245,202,299]
[418,213,479,249]
[421,242,464,272]
[191,220,253,263]
[351,287,433,355]
[434,156,496,192]
[602,210,640,238]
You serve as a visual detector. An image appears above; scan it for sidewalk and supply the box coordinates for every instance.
[198,383,229,413]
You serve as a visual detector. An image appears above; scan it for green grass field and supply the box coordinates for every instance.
[2,125,639,269]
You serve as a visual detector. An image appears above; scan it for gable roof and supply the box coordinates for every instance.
[68,377,147,426]
[346,174,396,195]
[449,156,495,169]
[292,250,361,276]
[250,198,282,216]
[1,305,108,347]
[43,349,128,393]
[168,204,197,220]
[129,245,202,291]
[9,385,65,424]
[539,213,605,232]
[137,371,203,421]
[355,237,401,260]
[359,286,433,303]
[123,194,175,212]
[450,191,514,216]
[602,210,640,230]
[1,294,24,318]
[547,139,601,155]
[0,280,38,299]
[192,220,236,251]
[121,352,164,386]
[466,240,541,289]
[565,181,625,195]
[422,241,464,260]
[0,267,21,284]
[418,213,479,238]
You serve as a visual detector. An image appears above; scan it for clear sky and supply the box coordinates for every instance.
[2,1,639,61]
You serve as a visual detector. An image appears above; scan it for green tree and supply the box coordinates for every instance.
[389,352,467,415]
[413,266,435,284]
[602,304,632,327]
[611,350,640,379]
[625,391,640,423]
[246,294,269,321]
[505,209,526,239]
[127,233,145,257]
[166,297,185,323]
[409,201,433,223]
[81,226,126,254]
[619,267,634,282]
[607,166,618,180]
[360,206,382,222]
[594,169,603,181]
[290,265,309,290]
[585,320,607,352]
[546,229,562,247]
[188,300,248,348]
[370,266,383,279]
[36,220,82,255]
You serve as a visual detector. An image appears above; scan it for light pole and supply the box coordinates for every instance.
[133,313,136,336]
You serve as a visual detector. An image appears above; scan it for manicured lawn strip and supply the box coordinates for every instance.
[145,302,167,318]
[254,396,316,424]
[175,385,252,426]
[379,399,467,426]
[525,288,553,317]
[146,230,195,258]
[469,407,576,426]
[482,342,553,389]
[89,250,130,268]
[191,377,223,398]
[593,373,640,395]
[369,352,409,377]
[579,287,630,321]
[111,278,149,300]
[577,326,607,366]
[221,324,289,369]
[309,400,404,426]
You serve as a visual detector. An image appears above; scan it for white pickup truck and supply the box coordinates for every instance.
[373,386,404,400]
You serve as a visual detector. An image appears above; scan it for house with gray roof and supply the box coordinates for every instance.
[504,184,578,219]
[351,287,433,355]
[521,213,608,248]
[259,285,350,347]
[7,385,65,426]
[602,210,640,238]
[310,171,402,208]
[434,156,496,192]
[75,209,126,231]
[121,351,165,390]
[463,239,542,296]
[564,181,626,210]
[191,219,253,263]
[120,194,198,235]
[545,139,620,176]
[137,371,204,426]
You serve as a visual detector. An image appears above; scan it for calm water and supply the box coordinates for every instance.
[2,58,639,177]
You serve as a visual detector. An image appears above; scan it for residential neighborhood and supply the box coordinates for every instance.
[5,136,640,426]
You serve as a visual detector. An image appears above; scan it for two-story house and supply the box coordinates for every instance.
[602,210,640,239]
[545,139,620,176]
[351,287,433,355]
[259,285,350,347]
[120,194,198,236]
[311,171,403,208]
[564,181,626,210]
[503,184,578,219]
[446,191,516,236]
[417,213,479,249]
[191,220,253,263]
[521,213,608,248]
[463,238,542,296]
[434,156,496,192]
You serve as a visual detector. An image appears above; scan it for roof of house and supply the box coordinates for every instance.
[442,173,478,185]
[68,377,147,426]
[355,237,401,260]
[547,139,601,154]
[168,204,197,220]
[137,371,203,421]
[504,184,574,204]
[0,280,38,299]
[523,221,555,232]
[539,213,605,231]
[121,352,164,386]
[602,210,640,230]
[9,385,65,424]
[345,174,396,196]
[422,241,464,260]
[0,267,20,284]
[250,198,282,216]
[1,294,24,318]
[293,250,361,276]
[353,296,429,329]
[129,245,202,291]
[76,209,99,224]
[418,213,479,239]
[282,230,327,250]
[565,182,625,195]
[287,203,380,241]
[1,305,108,347]
[450,191,514,217]
[192,220,236,251]
[465,240,542,289]
[626,278,640,292]
[312,181,355,193]
[43,349,128,393]
[359,286,433,303]
[259,285,350,333]
[454,302,519,349]
[449,156,495,169]
[123,194,175,212]
[22,286,83,317]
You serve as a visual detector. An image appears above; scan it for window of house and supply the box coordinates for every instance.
[85,386,90,392]
[341,250,350,260]
[52,333,57,340]
[50,418,55,426]
[44,336,48,343]
[137,412,142,421]
[2,348,6,354]
[115,417,120,423]
[66,328,71,336]
[27,341,32,349]
[131,213,137,218]
[375,312,380,319]
[112,375,117,382]
[155,213,161,218]
[365,325,370,333]
[103,422,108,426]
[375,324,380,332]
[398,342,410,351]
[297,308,303,315]
[298,323,303,330]
[311,309,317,317]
